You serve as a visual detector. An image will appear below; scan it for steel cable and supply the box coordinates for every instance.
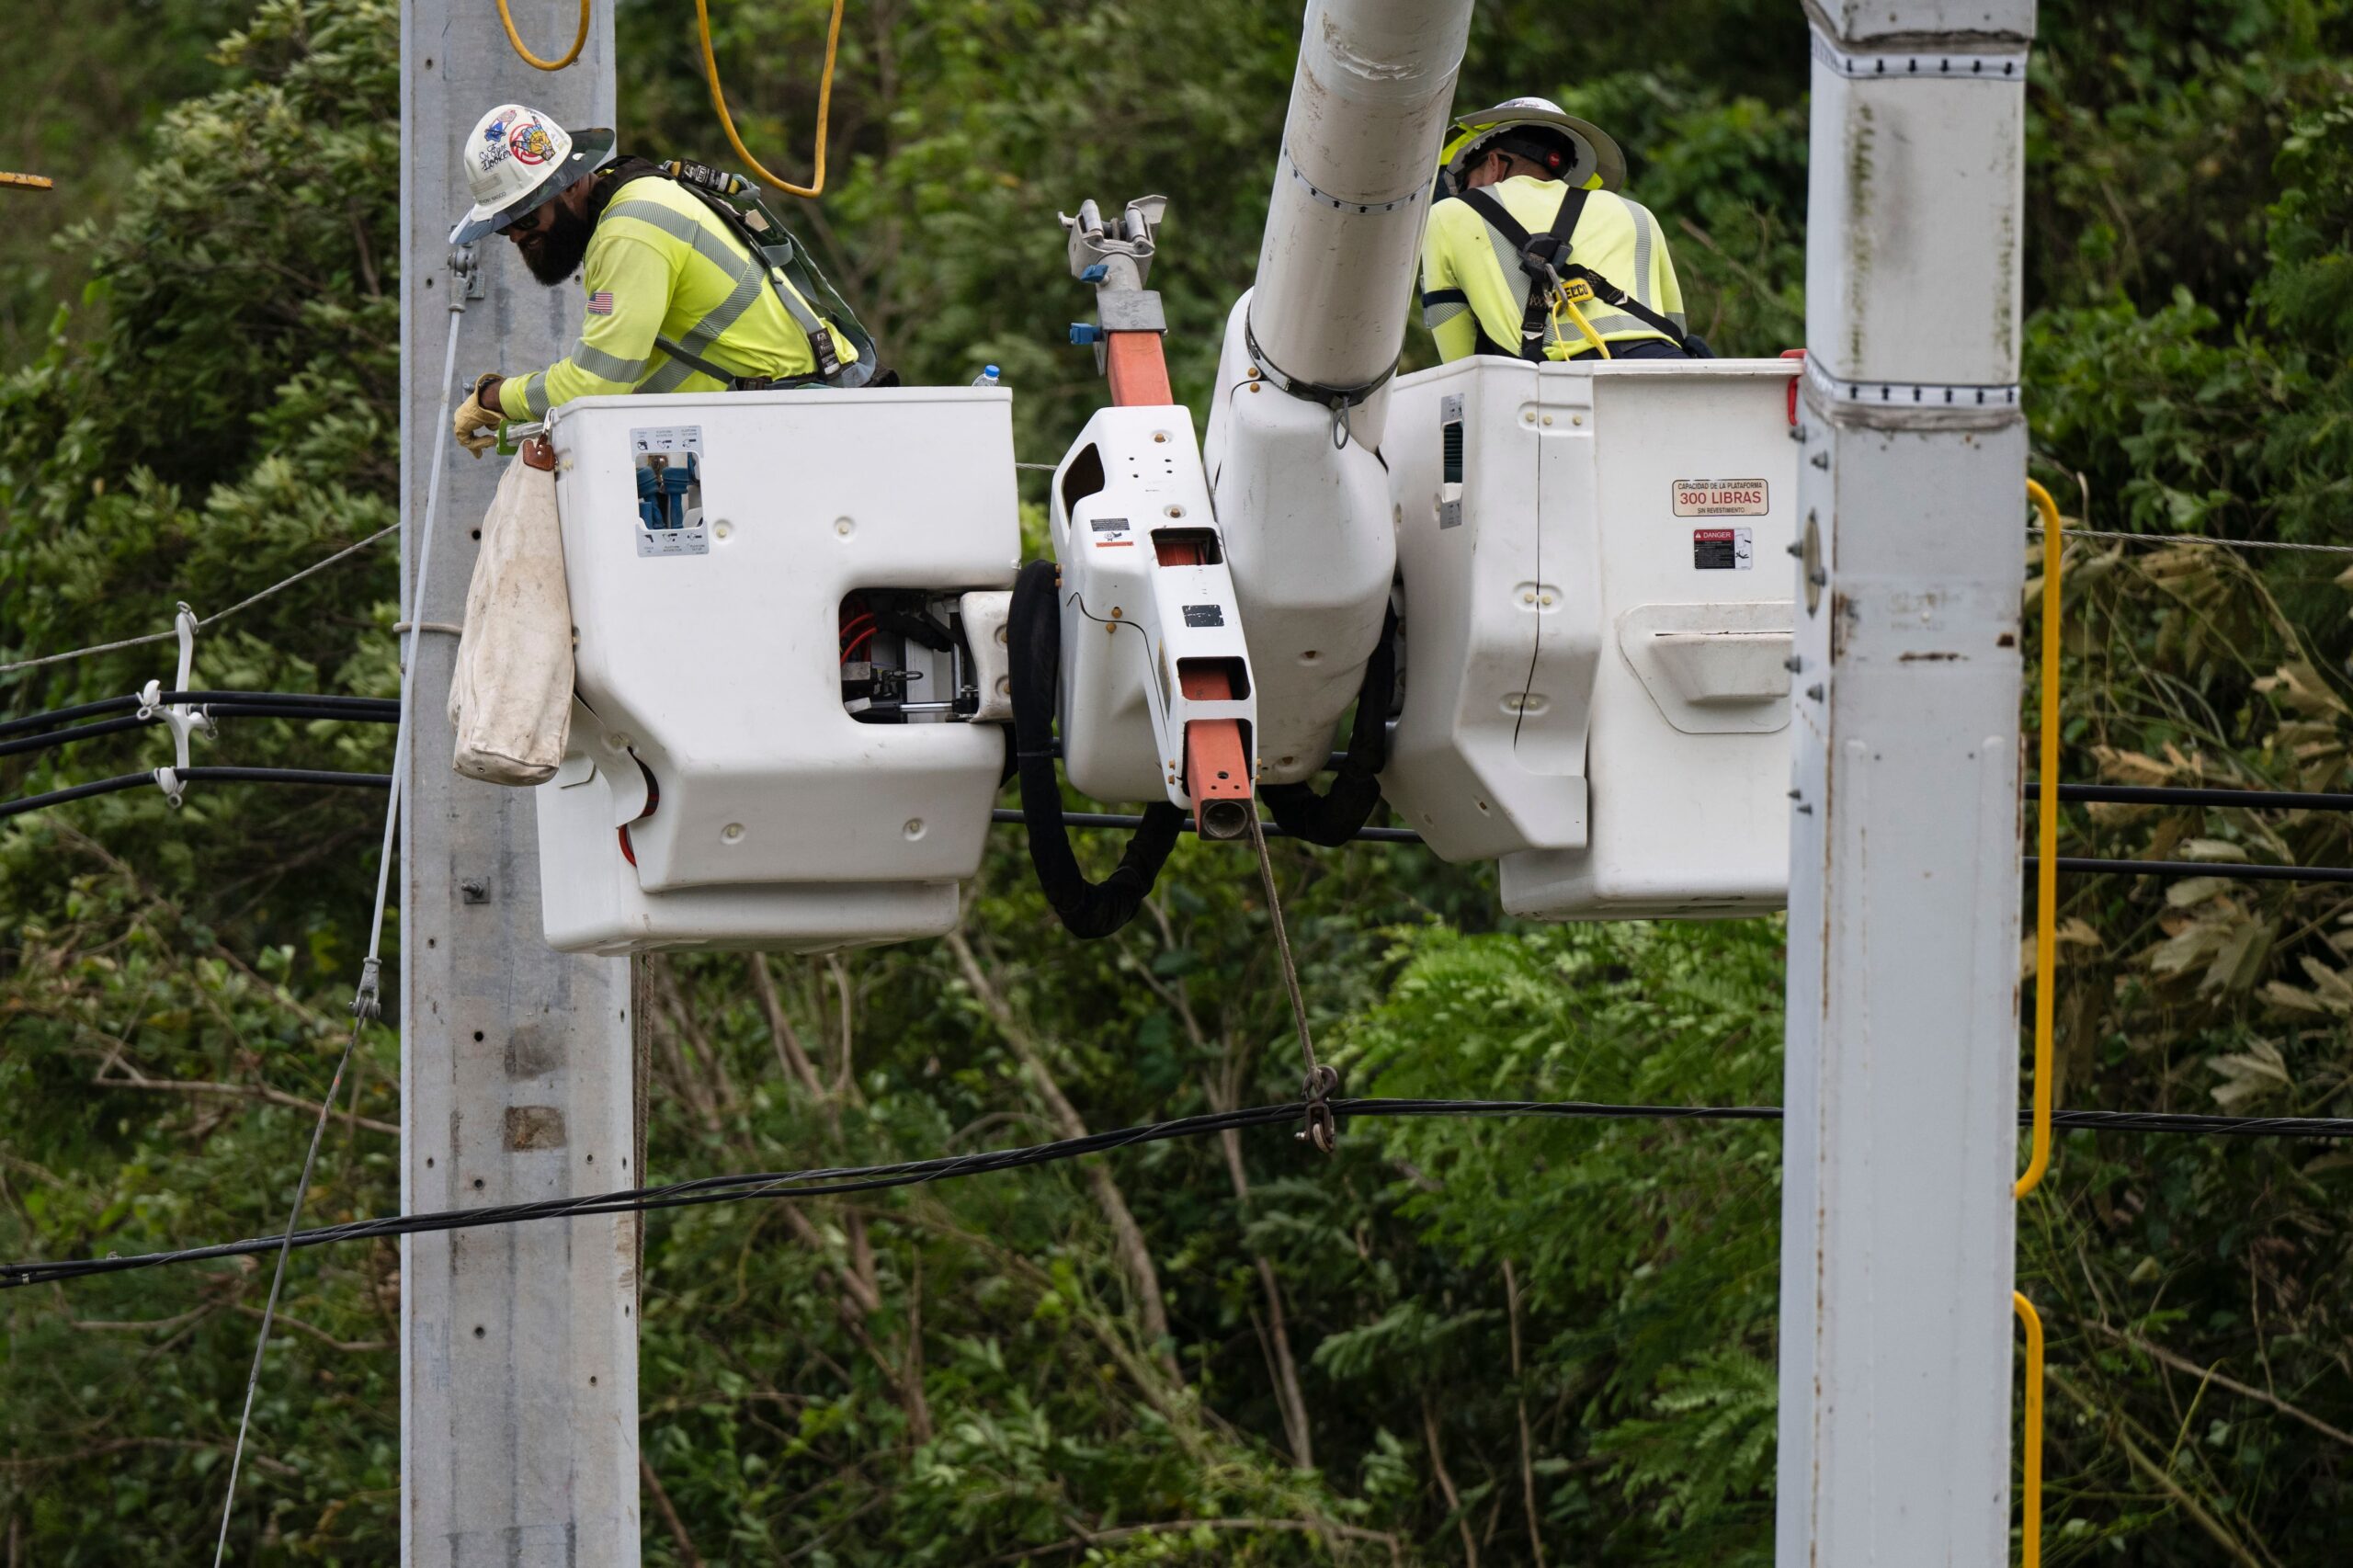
[0,526,400,679]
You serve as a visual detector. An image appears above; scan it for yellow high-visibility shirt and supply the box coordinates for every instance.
[499,175,858,419]
[1418,175,1684,362]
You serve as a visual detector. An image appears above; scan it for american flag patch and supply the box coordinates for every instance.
[586,290,615,315]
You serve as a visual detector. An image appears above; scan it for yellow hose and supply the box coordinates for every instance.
[2014,1291,2044,1568]
[494,0,590,72]
[694,0,847,199]
[2017,478,2062,1200]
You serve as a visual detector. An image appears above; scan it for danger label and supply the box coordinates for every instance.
[1693,528,1754,570]
[1673,478,1769,517]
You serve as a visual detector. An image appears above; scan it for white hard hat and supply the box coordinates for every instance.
[1440,97,1627,193]
[449,103,617,244]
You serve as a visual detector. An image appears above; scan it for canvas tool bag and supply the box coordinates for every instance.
[448,437,574,784]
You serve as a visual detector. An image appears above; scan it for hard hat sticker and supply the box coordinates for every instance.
[1672,478,1769,517]
[510,123,557,166]
[631,426,709,557]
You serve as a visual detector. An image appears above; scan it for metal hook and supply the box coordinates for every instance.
[1296,1063,1343,1154]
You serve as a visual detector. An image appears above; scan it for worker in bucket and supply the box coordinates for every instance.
[1418,98,1707,364]
[447,103,872,456]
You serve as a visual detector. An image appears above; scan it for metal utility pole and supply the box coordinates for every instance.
[1779,1,2038,1561]
[399,5,640,1562]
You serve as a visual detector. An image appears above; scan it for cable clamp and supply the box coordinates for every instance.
[1298,1064,1342,1155]
[449,241,484,302]
[153,766,184,810]
[1242,313,1398,427]
[136,604,213,766]
[351,956,383,1022]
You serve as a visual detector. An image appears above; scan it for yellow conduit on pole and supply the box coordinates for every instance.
[2014,1290,2045,1568]
[2014,478,2063,1568]
[494,0,591,71]
[694,0,847,199]
[2018,476,2063,1200]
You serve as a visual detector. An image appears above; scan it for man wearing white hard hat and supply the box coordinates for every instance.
[1418,97,1704,364]
[448,103,869,456]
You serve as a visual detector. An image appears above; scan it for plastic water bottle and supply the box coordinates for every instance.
[971,364,1002,388]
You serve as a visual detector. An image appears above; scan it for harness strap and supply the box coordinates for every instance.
[671,182,866,386]
[1459,186,1590,360]
[648,332,818,392]
[1457,184,1700,360]
[1555,264,1696,351]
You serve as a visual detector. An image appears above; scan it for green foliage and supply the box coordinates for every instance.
[5,1,2353,1563]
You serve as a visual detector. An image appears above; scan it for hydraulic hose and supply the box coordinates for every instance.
[494,0,590,72]
[693,0,845,199]
[1007,559,1185,938]
[1258,605,1398,846]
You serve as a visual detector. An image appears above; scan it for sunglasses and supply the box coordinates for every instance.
[506,200,561,240]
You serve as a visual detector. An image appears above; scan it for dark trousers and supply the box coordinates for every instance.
[1598,336,1689,359]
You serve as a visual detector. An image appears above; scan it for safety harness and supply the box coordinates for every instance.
[625,159,879,391]
[1452,187,1701,361]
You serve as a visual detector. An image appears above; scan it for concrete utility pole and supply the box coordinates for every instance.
[399,4,641,1562]
[1779,1,2038,1561]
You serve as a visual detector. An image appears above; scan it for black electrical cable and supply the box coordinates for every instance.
[0,715,152,759]
[161,690,400,713]
[992,808,2353,880]
[197,702,401,725]
[1008,559,1186,938]
[0,771,154,819]
[178,767,392,790]
[2027,856,2353,886]
[0,767,391,822]
[2048,782,2353,812]
[7,1096,2349,1291]
[0,689,398,737]
[0,703,400,764]
[0,695,140,740]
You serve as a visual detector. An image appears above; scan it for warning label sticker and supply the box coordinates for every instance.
[1673,478,1769,517]
[1693,528,1754,570]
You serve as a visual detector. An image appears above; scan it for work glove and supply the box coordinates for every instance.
[453,371,505,459]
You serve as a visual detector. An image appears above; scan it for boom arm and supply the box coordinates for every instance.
[1204,0,1473,782]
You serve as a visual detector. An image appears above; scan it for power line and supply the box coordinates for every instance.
[6,776,2347,882]
[1,689,400,742]
[0,524,403,680]
[2028,855,2353,886]
[2028,524,2353,558]
[2050,782,2353,812]
[0,767,392,824]
[0,698,399,761]
[8,1096,2348,1293]
[993,807,2353,882]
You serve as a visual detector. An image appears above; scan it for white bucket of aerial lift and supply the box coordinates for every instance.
[1381,358,1801,919]
[1049,404,1256,809]
[531,386,1022,955]
[538,701,970,953]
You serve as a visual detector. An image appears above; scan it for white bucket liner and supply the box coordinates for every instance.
[449,449,574,785]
